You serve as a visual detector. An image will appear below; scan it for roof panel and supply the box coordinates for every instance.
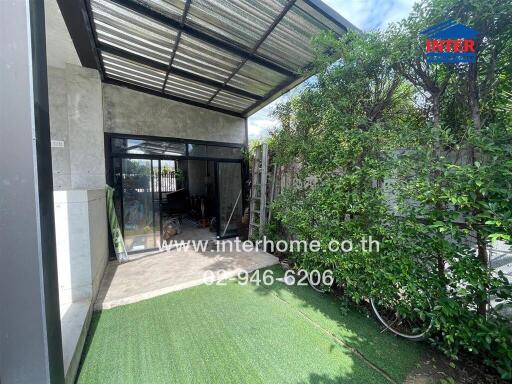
[210,90,257,112]
[227,62,289,97]
[186,0,287,49]
[102,51,166,90]
[227,73,273,97]
[91,0,177,64]
[81,0,352,116]
[133,0,186,21]
[172,33,243,83]
[256,3,332,70]
[294,0,346,35]
[164,74,218,102]
[165,86,212,102]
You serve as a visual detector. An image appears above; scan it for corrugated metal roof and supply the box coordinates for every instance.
[85,0,356,116]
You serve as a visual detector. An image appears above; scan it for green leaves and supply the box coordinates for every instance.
[265,0,512,378]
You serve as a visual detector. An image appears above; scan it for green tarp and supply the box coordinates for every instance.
[106,185,128,262]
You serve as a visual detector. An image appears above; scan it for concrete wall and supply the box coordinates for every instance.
[48,63,108,295]
[47,63,108,294]
[44,2,105,382]
[44,0,80,69]
[48,64,105,190]
[88,191,110,297]
[47,62,108,383]
[54,190,108,305]
[103,84,247,144]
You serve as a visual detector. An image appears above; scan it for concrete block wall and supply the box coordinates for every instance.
[102,84,247,144]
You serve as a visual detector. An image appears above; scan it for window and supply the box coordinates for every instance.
[111,138,186,156]
[187,143,242,159]
[111,136,243,159]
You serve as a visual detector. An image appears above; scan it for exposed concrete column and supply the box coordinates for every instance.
[0,0,64,383]
[48,64,104,191]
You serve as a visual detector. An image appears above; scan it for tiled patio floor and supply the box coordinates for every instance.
[95,236,278,310]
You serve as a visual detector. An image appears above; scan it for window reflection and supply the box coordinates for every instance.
[111,137,242,159]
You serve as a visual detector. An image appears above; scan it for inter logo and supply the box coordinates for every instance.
[421,20,479,63]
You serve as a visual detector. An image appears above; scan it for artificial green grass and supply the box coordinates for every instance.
[77,265,425,384]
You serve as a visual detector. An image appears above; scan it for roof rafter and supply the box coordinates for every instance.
[161,0,190,93]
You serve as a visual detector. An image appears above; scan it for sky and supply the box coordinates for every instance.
[248,0,417,140]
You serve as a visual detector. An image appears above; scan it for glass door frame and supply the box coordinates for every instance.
[214,159,244,240]
[118,155,185,255]
[105,133,248,256]
[119,157,160,254]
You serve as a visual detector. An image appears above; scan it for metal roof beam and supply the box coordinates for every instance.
[56,0,99,70]
[161,0,191,92]
[108,0,296,77]
[99,43,263,100]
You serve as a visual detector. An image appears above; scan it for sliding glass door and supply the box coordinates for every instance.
[216,161,243,239]
[121,158,159,253]
[109,134,247,251]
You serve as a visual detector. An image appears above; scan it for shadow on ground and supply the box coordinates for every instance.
[250,265,426,383]
[77,265,427,384]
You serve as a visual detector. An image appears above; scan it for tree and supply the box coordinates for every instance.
[390,0,512,314]
[268,0,512,377]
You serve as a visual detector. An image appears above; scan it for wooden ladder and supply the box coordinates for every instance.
[249,143,277,239]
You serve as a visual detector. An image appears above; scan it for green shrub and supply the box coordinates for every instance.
[263,0,512,376]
